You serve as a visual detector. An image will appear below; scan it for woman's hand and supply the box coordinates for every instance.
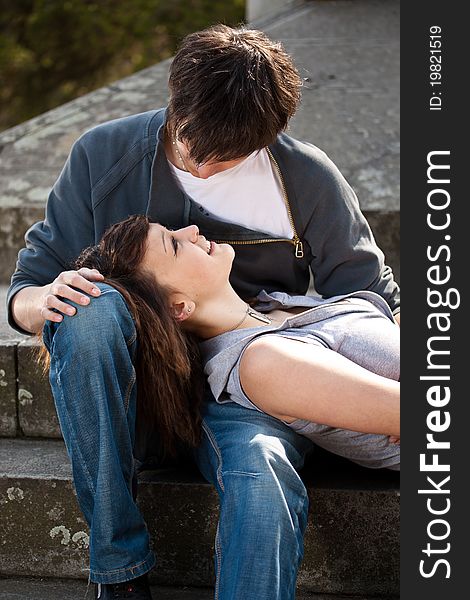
[39,268,104,323]
[388,435,400,445]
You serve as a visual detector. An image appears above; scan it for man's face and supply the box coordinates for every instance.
[175,139,249,179]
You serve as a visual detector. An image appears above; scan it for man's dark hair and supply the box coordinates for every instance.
[166,24,302,165]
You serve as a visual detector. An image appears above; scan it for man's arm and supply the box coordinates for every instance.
[7,134,98,335]
[7,111,161,336]
[11,269,104,335]
[301,148,400,314]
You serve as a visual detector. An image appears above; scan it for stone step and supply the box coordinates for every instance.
[0,285,33,438]
[0,271,400,597]
[1,578,215,600]
[0,332,59,439]
[0,0,400,285]
[0,578,399,600]
[0,283,83,439]
[0,438,399,596]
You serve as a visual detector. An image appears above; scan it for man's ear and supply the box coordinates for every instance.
[170,294,195,323]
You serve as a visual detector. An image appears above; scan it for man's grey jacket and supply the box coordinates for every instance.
[7,108,400,335]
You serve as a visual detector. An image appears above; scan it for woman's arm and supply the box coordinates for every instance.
[239,336,400,436]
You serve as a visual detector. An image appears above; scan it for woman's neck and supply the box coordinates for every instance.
[186,285,272,340]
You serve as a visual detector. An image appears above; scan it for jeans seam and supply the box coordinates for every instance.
[201,419,225,600]
[91,550,154,576]
[220,470,261,478]
[201,420,225,493]
[214,521,222,600]
[96,288,136,345]
[53,357,96,498]
[123,367,136,413]
[98,288,137,400]
[126,329,137,347]
[290,484,309,593]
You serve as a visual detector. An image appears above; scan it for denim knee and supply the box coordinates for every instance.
[218,438,309,596]
[198,405,310,598]
[222,436,309,521]
[43,282,137,358]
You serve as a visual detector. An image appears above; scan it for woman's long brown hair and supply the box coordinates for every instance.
[36,214,204,457]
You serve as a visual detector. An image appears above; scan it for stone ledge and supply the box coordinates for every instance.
[0,576,399,600]
[0,204,400,286]
[0,438,399,595]
[0,340,18,436]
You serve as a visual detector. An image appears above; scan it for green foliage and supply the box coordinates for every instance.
[0,0,245,131]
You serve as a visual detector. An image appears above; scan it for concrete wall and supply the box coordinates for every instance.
[247,0,292,22]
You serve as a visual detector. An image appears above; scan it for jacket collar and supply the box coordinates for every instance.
[147,108,304,236]
[147,108,188,227]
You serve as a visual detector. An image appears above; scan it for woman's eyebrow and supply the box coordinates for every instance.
[161,230,167,254]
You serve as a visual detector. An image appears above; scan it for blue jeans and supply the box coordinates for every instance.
[42,283,313,597]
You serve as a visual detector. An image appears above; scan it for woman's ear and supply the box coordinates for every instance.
[170,294,195,323]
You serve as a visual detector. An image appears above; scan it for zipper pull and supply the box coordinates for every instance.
[294,238,304,259]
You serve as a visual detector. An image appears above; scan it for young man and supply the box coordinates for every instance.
[7,25,400,600]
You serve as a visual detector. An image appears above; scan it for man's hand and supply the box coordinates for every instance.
[39,268,104,323]
[11,268,105,334]
[394,312,400,327]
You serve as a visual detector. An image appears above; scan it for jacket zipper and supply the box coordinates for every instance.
[213,148,304,259]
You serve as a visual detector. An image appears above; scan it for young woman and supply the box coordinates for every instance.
[39,213,400,468]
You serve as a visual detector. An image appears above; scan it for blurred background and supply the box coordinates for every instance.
[0,0,245,132]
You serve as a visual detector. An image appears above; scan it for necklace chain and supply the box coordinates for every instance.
[173,138,189,171]
[228,304,273,332]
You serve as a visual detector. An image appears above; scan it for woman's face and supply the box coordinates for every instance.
[141,223,234,300]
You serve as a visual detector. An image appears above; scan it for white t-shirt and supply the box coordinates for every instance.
[168,148,294,239]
